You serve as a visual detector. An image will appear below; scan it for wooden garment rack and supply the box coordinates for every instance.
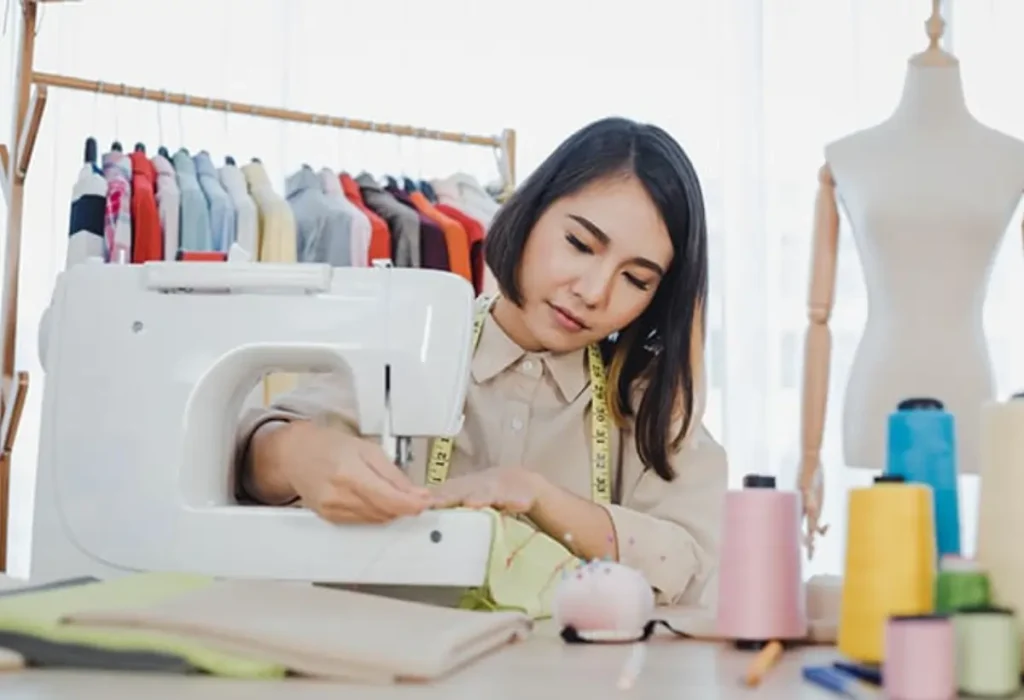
[0,0,518,571]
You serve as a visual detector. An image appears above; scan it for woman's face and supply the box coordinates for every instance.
[516,174,674,353]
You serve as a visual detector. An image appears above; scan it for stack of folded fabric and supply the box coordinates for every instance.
[0,573,532,682]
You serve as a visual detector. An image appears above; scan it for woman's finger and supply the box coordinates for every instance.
[347,466,430,519]
[318,488,391,524]
[359,443,431,498]
[429,478,479,508]
[463,480,502,509]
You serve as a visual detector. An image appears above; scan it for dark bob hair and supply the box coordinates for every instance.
[484,116,708,482]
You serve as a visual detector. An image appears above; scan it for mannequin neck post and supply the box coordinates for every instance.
[890,62,973,129]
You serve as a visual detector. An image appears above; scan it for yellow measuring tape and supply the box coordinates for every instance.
[425,296,613,505]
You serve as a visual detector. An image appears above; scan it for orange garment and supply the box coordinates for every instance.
[340,173,391,263]
[436,203,486,295]
[409,191,472,283]
[128,151,163,263]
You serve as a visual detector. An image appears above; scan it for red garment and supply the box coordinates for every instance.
[128,151,162,263]
[340,173,391,263]
[436,203,486,294]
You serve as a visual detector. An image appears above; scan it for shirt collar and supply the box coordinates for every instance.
[471,305,589,403]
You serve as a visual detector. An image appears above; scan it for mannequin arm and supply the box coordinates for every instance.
[798,163,839,558]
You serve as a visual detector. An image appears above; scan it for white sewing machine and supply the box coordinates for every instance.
[28,260,494,587]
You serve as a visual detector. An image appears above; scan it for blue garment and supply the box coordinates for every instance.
[194,151,237,253]
[171,148,213,253]
[285,165,351,265]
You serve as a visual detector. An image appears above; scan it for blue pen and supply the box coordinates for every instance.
[802,666,878,698]
[832,661,882,686]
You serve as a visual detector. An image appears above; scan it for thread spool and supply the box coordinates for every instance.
[976,393,1024,667]
[838,475,935,663]
[935,555,990,614]
[886,397,960,558]
[715,473,806,649]
[883,614,956,700]
[953,606,1020,697]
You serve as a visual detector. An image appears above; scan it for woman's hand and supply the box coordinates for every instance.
[428,466,546,514]
[273,420,432,524]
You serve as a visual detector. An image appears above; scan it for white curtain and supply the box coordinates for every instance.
[0,0,1021,578]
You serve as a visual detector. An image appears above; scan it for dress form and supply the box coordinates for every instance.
[798,2,1024,554]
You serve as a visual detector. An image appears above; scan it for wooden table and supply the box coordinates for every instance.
[0,575,1007,698]
[0,639,845,699]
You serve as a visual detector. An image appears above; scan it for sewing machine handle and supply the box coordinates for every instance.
[144,262,333,294]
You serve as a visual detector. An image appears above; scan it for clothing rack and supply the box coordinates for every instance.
[0,0,518,570]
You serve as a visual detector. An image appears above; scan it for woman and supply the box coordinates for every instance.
[235,117,728,606]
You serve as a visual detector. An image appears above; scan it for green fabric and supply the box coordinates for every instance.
[456,508,583,619]
[0,572,286,678]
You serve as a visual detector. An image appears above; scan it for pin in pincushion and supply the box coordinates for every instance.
[552,560,655,641]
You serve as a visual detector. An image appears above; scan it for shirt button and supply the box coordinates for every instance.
[511,417,524,431]
[521,360,534,373]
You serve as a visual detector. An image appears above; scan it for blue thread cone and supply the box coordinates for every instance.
[885,397,961,557]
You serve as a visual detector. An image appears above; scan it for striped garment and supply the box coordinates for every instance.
[66,162,107,267]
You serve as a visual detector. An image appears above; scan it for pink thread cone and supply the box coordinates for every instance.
[883,615,955,700]
[715,475,807,643]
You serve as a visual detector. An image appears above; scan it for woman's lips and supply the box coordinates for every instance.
[549,303,588,332]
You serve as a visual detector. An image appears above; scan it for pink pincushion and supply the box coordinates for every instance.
[552,560,655,641]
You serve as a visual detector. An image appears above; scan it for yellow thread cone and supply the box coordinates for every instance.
[838,476,936,663]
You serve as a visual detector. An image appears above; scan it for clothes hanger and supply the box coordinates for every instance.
[133,142,146,154]
[158,146,170,159]
[83,137,97,165]
[225,155,236,166]
[419,180,438,203]
[251,156,262,164]
[111,141,123,153]
[402,176,419,194]
[384,175,399,190]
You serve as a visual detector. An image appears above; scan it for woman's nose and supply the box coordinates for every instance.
[571,265,615,308]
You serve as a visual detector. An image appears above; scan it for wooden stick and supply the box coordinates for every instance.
[15,86,46,185]
[30,71,506,148]
[0,0,43,572]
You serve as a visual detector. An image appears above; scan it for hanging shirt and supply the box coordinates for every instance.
[319,168,371,266]
[384,183,449,272]
[340,172,391,264]
[285,165,350,266]
[242,159,297,264]
[151,153,181,261]
[432,173,501,227]
[172,149,214,253]
[128,151,162,263]
[437,203,487,295]
[219,161,259,258]
[66,162,107,267]
[193,151,237,253]
[242,159,299,405]
[354,173,421,268]
[101,150,133,263]
[409,190,472,284]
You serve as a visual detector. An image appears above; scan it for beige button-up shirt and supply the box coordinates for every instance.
[236,306,728,606]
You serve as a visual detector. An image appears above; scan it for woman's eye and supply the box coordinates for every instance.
[565,234,591,253]
[624,273,650,291]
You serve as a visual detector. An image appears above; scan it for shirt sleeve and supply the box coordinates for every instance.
[601,422,728,607]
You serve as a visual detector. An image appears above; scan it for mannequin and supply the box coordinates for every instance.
[798,2,1024,554]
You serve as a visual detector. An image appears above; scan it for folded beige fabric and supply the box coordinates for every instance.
[64,580,532,683]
